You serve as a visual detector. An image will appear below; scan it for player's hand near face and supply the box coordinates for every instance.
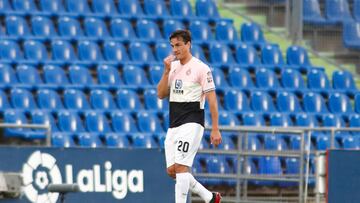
[163,55,176,73]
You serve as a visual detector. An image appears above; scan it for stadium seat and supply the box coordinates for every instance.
[57,110,85,132]
[105,133,130,148]
[162,112,169,130]
[111,111,138,133]
[327,92,353,114]
[118,0,144,18]
[123,65,150,87]
[137,111,164,133]
[30,110,59,132]
[110,18,137,40]
[286,46,311,72]
[144,89,169,111]
[89,89,117,111]
[97,65,123,88]
[23,40,48,61]
[103,41,130,62]
[0,40,23,61]
[52,132,75,147]
[4,110,44,139]
[0,64,17,87]
[116,89,143,111]
[163,19,185,38]
[242,112,265,126]
[281,69,306,90]
[343,21,360,49]
[240,22,267,50]
[325,0,352,24]
[31,16,57,38]
[332,70,357,95]
[349,114,360,127]
[250,91,276,113]
[342,135,360,149]
[78,40,103,62]
[51,40,77,61]
[264,134,288,151]
[0,0,12,14]
[77,133,103,147]
[270,113,292,127]
[84,111,112,133]
[58,17,84,38]
[37,89,64,110]
[155,42,172,61]
[169,0,195,22]
[5,16,31,38]
[63,89,91,111]
[295,113,319,127]
[355,93,360,113]
[261,45,285,70]
[321,114,346,128]
[209,42,236,66]
[255,68,280,89]
[0,90,10,112]
[16,65,42,85]
[136,19,163,42]
[84,18,110,39]
[354,0,360,21]
[189,20,214,45]
[276,91,302,113]
[39,0,65,14]
[195,0,220,22]
[43,65,69,86]
[212,68,229,89]
[228,67,255,89]
[65,0,91,15]
[92,0,117,15]
[204,156,231,185]
[215,20,238,43]
[302,92,328,113]
[191,44,207,62]
[132,134,158,148]
[143,0,169,19]
[218,111,240,127]
[12,0,37,13]
[10,88,37,110]
[235,43,261,69]
[303,0,328,24]
[257,156,282,186]
[129,42,156,63]
[68,65,95,87]
[223,89,251,113]
[307,68,331,92]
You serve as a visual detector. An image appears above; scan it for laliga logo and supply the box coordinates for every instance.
[22,151,62,203]
[22,151,144,203]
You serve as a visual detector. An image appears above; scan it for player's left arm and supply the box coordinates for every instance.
[205,90,222,147]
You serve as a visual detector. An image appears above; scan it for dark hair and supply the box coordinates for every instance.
[169,30,192,44]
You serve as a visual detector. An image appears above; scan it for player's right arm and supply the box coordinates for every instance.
[157,55,175,99]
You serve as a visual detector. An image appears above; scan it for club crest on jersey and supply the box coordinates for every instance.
[173,79,184,94]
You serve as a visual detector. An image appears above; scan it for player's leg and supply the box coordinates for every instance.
[165,127,176,179]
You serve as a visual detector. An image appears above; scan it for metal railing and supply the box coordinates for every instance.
[0,123,51,146]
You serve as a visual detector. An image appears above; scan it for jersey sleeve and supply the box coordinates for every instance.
[200,66,216,93]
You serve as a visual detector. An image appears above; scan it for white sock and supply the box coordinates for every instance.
[188,173,213,203]
[175,173,190,203]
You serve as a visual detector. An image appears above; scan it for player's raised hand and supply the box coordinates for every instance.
[163,55,176,72]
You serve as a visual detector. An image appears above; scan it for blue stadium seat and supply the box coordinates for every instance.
[242,112,265,126]
[123,65,150,87]
[281,69,306,90]
[163,19,185,38]
[118,0,144,19]
[342,135,360,149]
[63,89,91,111]
[250,91,276,113]
[321,114,346,128]
[205,156,231,185]
[58,17,84,38]
[270,113,292,127]
[31,16,57,38]
[143,0,169,19]
[92,0,117,15]
[328,92,353,114]
[65,0,91,15]
[4,110,44,139]
[77,133,103,147]
[116,89,143,111]
[43,65,70,86]
[0,64,17,87]
[12,0,37,13]
[10,88,37,110]
[261,45,285,70]
[57,110,85,132]
[257,156,282,186]
[235,43,261,69]
[255,68,280,89]
[136,19,163,42]
[169,0,195,22]
[276,91,302,113]
[332,70,357,96]
[343,21,360,49]
[78,40,103,61]
[52,132,75,147]
[295,113,319,127]
[228,67,255,88]
[223,89,251,113]
[37,89,64,110]
[189,20,214,45]
[212,68,229,89]
[325,0,352,24]
[144,88,168,111]
[195,0,220,22]
[132,134,158,148]
[16,65,42,86]
[155,42,172,61]
[191,44,207,62]
[286,46,311,72]
[103,41,130,62]
[0,40,23,61]
[23,40,48,61]
[84,18,110,39]
[137,111,164,133]
[110,18,137,40]
[209,42,236,66]
[39,0,65,14]
[111,111,138,133]
[97,65,123,88]
[240,22,267,50]
[307,68,331,92]
[302,92,328,113]
[349,114,360,127]
[105,133,130,148]
[68,65,94,87]
[354,0,360,21]
[84,111,112,133]
[6,16,31,38]
[215,20,238,43]
[90,89,117,111]
[303,0,328,24]
[0,90,10,112]
[355,93,360,113]
[162,112,169,130]
[30,110,59,132]
[129,42,156,63]
[264,134,288,151]
[51,40,77,61]
[0,0,12,14]
[218,111,240,127]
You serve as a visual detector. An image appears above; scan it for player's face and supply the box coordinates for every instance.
[170,37,191,61]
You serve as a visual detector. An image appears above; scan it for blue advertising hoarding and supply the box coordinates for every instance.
[0,147,174,203]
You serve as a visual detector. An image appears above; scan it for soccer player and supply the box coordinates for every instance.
[157,29,222,203]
